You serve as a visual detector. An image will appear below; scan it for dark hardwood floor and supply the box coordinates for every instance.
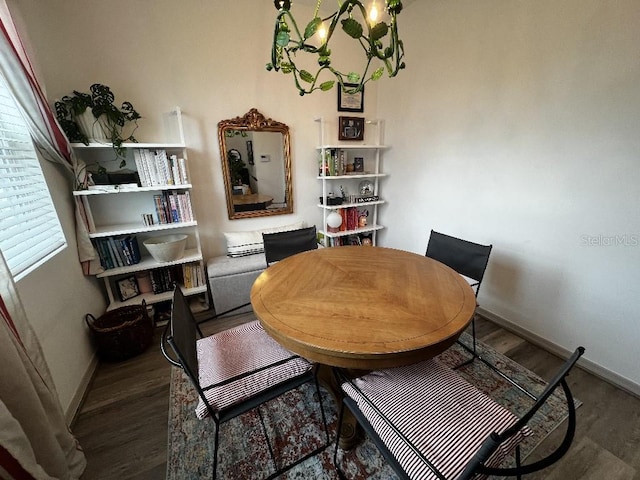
[72,313,639,479]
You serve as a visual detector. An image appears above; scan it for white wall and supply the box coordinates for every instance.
[377,0,640,392]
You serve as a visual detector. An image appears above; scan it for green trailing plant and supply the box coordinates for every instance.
[266,0,405,96]
[54,83,141,168]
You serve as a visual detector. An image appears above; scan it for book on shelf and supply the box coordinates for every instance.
[134,148,189,187]
[152,191,193,225]
[94,235,141,270]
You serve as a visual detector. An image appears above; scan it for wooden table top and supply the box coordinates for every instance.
[232,193,273,206]
[251,246,476,370]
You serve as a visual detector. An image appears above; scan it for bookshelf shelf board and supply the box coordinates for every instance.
[70,142,185,149]
[96,248,203,278]
[315,145,388,150]
[318,225,384,238]
[316,173,387,180]
[73,184,192,196]
[88,221,198,238]
[317,200,385,210]
[106,284,207,311]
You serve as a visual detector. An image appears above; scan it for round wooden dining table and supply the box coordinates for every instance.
[250,246,477,447]
[251,246,476,369]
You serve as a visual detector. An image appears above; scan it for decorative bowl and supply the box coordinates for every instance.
[143,234,188,263]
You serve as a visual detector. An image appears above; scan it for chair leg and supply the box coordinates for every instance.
[453,317,478,369]
[516,444,522,480]
[333,401,349,480]
[213,420,220,480]
[256,405,279,473]
[313,368,331,448]
[455,318,538,400]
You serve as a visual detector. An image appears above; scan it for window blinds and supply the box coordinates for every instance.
[0,81,66,279]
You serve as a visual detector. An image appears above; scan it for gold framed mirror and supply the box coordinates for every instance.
[218,109,293,219]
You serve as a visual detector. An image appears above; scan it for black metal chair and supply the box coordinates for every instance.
[425,230,540,398]
[426,229,493,361]
[161,287,329,479]
[262,225,318,267]
[334,347,585,480]
[203,226,318,321]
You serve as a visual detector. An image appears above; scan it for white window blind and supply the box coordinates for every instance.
[0,79,66,280]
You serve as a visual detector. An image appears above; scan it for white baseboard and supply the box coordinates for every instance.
[65,353,99,426]
[477,307,640,399]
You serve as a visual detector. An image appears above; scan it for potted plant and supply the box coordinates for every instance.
[54,83,141,169]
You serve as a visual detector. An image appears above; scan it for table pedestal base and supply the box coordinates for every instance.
[317,364,365,450]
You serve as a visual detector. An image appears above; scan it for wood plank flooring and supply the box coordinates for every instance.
[72,313,640,479]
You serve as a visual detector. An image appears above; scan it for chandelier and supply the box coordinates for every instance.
[267,0,405,96]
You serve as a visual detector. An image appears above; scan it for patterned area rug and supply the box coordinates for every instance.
[167,334,581,479]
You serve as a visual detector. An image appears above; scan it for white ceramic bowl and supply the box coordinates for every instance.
[143,234,188,263]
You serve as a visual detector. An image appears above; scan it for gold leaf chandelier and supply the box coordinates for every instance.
[267,0,405,96]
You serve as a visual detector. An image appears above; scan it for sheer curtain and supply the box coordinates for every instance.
[0,0,102,276]
[0,1,87,478]
[0,252,86,479]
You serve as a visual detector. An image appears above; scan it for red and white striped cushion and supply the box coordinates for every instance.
[195,320,311,419]
[342,359,531,480]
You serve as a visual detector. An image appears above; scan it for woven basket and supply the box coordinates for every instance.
[85,303,154,362]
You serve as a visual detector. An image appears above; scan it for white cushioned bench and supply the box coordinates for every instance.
[207,221,304,316]
[207,253,266,315]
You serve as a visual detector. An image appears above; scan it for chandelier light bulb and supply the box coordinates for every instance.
[317,23,327,42]
[369,1,379,23]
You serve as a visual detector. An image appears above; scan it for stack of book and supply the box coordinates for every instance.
[152,191,194,224]
[95,235,141,270]
[133,149,189,186]
[148,262,205,293]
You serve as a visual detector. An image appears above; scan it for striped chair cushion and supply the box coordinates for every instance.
[195,320,311,419]
[342,359,531,480]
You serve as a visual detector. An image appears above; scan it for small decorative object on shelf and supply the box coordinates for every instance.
[359,180,374,196]
[326,211,343,233]
[116,276,140,302]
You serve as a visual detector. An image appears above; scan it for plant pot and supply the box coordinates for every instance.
[76,107,110,143]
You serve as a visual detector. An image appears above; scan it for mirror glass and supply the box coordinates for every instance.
[218,109,293,219]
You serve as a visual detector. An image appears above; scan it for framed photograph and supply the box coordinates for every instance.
[353,156,364,172]
[246,140,254,165]
[338,83,364,112]
[338,116,365,141]
[116,275,140,302]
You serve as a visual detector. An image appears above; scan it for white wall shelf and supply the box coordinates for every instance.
[72,108,207,312]
[315,117,388,247]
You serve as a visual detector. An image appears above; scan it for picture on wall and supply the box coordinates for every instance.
[338,116,365,141]
[338,83,364,112]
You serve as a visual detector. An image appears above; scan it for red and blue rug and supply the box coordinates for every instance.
[167,334,580,479]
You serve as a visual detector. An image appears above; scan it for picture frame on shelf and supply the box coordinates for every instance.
[353,156,364,172]
[116,275,140,302]
[338,116,365,141]
[338,83,364,112]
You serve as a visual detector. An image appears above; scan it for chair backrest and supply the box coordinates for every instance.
[166,287,200,383]
[426,230,493,295]
[462,346,585,479]
[262,226,318,266]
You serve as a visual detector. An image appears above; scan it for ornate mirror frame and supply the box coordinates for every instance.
[218,109,293,220]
